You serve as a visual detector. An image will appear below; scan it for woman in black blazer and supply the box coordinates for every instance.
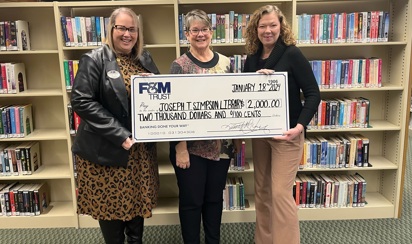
[71,7,159,244]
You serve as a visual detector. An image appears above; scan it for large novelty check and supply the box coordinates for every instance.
[131,72,289,142]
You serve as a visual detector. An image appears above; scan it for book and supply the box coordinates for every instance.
[311,174,325,208]
[63,60,70,88]
[15,20,31,51]
[6,20,17,51]
[66,17,74,46]
[4,63,26,94]
[33,182,50,215]
[6,144,20,175]
[354,173,367,207]
[60,17,70,47]
[294,175,301,206]
[319,174,333,208]
[20,141,41,174]
[238,177,245,210]
[9,183,25,216]
[19,104,34,137]
[74,17,82,47]
[0,184,9,215]
[0,21,6,50]
[0,182,18,216]
[71,17,78,47]
[80,17,88,47]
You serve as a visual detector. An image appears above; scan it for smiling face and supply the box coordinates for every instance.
[257,11,281,50]
[112,12,138,54]
[185,19,212,52]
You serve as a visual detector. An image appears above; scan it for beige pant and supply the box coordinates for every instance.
[252,134,303,244]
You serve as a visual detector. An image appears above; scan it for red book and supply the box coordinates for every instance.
[73,112,81,131]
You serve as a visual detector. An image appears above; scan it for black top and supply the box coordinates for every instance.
[243,41,321,129]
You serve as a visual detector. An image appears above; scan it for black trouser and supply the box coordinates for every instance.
[171,154,230,244]
[98,216,144,244]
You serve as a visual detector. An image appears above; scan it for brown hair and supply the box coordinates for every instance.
[245,5,296,55]
[106,7,144,60]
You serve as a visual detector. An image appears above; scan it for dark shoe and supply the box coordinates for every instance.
[125,216,144,244]
[98,219,126,244]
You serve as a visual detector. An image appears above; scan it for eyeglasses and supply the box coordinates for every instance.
[113,25,137,34]
[188,28,211,35]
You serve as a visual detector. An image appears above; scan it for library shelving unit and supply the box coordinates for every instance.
[0,0,410,229]
[296,0,411,220]
[0,2,77,229]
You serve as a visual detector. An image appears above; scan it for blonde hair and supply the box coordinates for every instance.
[106,7,144,60]
[245,5,296,55]
[184,9,212,32]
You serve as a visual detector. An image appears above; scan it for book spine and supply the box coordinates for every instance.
[60,17,70,46]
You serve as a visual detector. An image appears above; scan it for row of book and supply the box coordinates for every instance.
[63,55,246,90]
[309,58,382,89]
[67,104,80,135]
[61,16,109,47]
[294,173,367,209]
[0,104,34,138]
[307,97,370,130]
[179,12,250,44]
[0,20,31,51]
[300,134,369,170]
[63,60,79,89]
[0,62,27,94]
[230,55,247,74]
[296,11,390,44]
[0,182,50,216]
[223,176,246,211]
[229,140,246,171]
[0,141,41,176]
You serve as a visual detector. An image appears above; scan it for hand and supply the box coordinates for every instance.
[256,69,275,75]
[175,141,190,169]
[122,137,135,150]
[176,150,190,169]
[272,124,303,141]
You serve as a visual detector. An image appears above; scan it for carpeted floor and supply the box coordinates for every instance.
[0,139,411,244]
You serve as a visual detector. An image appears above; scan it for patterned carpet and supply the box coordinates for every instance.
[1,139,411,244]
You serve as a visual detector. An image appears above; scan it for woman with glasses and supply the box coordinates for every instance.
[71,7,160,244]
[169,9,239,244]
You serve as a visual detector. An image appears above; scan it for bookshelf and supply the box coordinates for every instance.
[0,2,77,228]
[0,0,410,229]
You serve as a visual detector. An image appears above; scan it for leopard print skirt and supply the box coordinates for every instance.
[76,142,159,221]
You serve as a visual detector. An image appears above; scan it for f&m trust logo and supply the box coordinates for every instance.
[139,82,171,100]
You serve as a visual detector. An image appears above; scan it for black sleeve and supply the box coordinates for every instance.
[71,55,130,146]
[290,48,321,126]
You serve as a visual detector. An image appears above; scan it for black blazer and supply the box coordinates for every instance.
[71,45,159,167]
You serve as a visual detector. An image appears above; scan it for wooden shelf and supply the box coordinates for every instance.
[307,120,400,133]
[298,156,398,171]
[0,50,59,54]
[0,89,63,97]
[0,129,67,141]
[297,41,408,48]
[298,193,394,220]
[0,165,72,180]
[158,160,254,175]
[57,0,175,7]
[0,202,76,229]
[79,192,396,227]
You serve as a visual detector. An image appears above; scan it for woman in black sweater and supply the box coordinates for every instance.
[243,5,321,244]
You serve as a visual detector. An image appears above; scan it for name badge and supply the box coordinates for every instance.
[107,70,121,79]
